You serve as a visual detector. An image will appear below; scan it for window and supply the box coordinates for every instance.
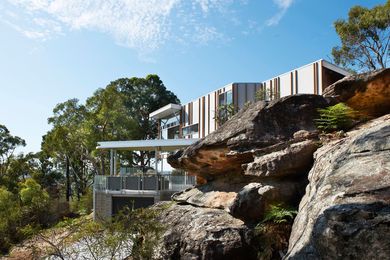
[168,126,180,139]
[218,90,233,106]
[161,115,180,130]
[226,90,233,105]
[182,124,199,137]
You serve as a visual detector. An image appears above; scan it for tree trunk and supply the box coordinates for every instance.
[65,156,71,202]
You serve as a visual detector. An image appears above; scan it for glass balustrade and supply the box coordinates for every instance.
[94,174,196,192]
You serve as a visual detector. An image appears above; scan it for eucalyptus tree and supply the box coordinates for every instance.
[43,99,88,201]
[332,1,390,71]
[0,124,26,176]
[111,74,180,170]
[85,84,138,175]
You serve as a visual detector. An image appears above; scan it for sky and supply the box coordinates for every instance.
[0,0,384,153]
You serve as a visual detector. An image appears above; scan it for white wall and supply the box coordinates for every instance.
[297,65,314,94]
[209,92,216,133]
[192,99,199,124]
[279,73,291,97]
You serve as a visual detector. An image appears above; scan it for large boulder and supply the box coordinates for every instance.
[243,139,318,178]
[172,177,305,222]
[169,94,331,180]
[323,68,390,117]
[285,114,390,259]
[169,95,331,224]
[157,202,257,260]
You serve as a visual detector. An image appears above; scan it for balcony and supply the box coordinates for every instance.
[94,174,196,194]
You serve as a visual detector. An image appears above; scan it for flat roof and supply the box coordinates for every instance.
[97,138,199,151]
[149,103,181,120]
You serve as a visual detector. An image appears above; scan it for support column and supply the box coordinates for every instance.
[113,150,117,176]
[110,149,114,176]
[155,148,159,191]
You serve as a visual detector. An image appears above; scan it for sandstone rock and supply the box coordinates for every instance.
[172,178,305,223]
[169,95,331,179]
[243,140,318,178]
[229,181,305,222]
[285,114,390,259]
[323,68,390,117]
[172,175,243,210]
[157,202,257,260]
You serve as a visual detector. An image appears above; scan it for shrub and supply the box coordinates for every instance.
[32,206,165,259]
[215,104,237,126]
[0,187,22,254]
[254,204,298,259]
[261,204,298,224]
[70,188,93,215]
[255,87,280,101]
[315,103,355,132]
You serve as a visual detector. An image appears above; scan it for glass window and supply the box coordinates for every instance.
[162,115,180,130]
[226,90,232,105]
[218,90,233,106]
[218,93,225,106]
[182,124,199,136]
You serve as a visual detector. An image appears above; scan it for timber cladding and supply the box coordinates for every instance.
[199,98,201,137]
[208,94,210,135]
[202,96,205,138]
[215,90,218,130]
[313,62,319,94]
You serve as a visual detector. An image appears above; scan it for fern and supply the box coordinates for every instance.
[261,204,298,224]
[315,103,355,132]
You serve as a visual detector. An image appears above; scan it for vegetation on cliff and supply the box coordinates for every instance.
[0,75,178,255]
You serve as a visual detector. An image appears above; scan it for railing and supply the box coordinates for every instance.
[94,175,196,192]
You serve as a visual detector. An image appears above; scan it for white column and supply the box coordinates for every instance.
[155,148,158,173]
[110,149,113,176]
[113,150,117,176]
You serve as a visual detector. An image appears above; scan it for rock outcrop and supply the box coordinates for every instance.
[285,115,390,259]
[168,94,331,179]
[157,202,258,260]
[160,95,330,258]
[168,95,330,222]
[323,68,390,117]
[159,69,390,259]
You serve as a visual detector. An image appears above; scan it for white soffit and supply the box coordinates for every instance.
[97,138,199,151]
[322,60,351,76]
[149,103,181,120]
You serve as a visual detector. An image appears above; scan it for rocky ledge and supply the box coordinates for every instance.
[286,114,390,259]
[158,69,390,259]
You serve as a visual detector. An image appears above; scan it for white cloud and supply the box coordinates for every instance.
[1,0,251,52]
[266,0,294,26]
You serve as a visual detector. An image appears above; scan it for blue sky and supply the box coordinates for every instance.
[0,0,384,153]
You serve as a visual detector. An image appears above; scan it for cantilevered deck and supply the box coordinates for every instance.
[93,174,196,220]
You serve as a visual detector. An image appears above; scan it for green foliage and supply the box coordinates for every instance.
[70,188,93,215]
[261,204,298,224]
[19,178,50,208]
[0,187,22,253]
[0,124,26,175]
[0,179,56,255]
[332,1,390,71]
[215,104,237,126]
[255,87,280,101]
[253,204,297,259]
[114,207,165,259]
[32,207,165,259]
[315,103,356,132]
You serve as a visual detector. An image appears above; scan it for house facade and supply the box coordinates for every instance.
[93,59,350,219]
[150,59,350,140]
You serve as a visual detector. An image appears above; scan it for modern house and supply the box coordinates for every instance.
[93,59,350,220]
[150,59,349,140]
